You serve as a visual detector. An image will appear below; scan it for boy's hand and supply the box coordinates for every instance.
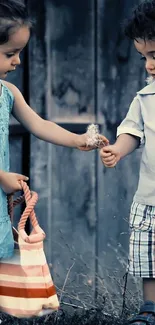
[100,145,121,167]
[77,133,109,151]
[0,171,29,194]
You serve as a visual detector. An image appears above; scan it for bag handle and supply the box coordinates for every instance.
[8,180,45,244]
[8,194,25,223]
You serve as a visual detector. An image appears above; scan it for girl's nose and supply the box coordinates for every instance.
[12,54,21,66]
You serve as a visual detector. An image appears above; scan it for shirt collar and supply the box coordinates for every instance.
[137,80,155,95]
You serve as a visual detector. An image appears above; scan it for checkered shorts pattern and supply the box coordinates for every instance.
[129,202,155,278]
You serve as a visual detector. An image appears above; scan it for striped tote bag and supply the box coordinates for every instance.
[0,181,59,318]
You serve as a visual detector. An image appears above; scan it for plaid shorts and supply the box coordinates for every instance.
[129,201,155,278]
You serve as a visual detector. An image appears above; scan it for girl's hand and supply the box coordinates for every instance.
[100,145,121,167]
[0,171,29,194]
[77,133,109,151]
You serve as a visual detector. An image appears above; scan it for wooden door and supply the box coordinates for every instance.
[7,0,143,312]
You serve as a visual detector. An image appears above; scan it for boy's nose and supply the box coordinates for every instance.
[145,60,155,71]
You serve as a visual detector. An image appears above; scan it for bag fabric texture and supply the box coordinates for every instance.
[0,181,59,318]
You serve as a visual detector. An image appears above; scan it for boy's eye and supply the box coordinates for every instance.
[140,56,146,61]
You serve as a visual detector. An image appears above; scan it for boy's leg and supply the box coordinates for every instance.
[128,280,155,324]
[143,278,155,302]
[127,203,155,323]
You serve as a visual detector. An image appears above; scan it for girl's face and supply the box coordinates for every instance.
[134,38,155,78]
[0,25,30,79]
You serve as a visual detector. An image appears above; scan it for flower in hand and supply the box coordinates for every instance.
[77,124,109,151]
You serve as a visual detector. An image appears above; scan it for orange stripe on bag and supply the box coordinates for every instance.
[0,181,59,318]
[0,285,57,298]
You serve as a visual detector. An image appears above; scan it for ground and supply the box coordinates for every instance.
[0,308,130,325]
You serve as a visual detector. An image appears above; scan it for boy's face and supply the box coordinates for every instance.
[134,39,155,78]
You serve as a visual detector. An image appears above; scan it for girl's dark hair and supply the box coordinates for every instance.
[124,0,155,40]
[0,0,32,44]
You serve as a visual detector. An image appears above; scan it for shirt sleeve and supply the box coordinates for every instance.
[117,96,144,146]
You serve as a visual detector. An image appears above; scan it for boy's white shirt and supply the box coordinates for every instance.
[117,80,155,205]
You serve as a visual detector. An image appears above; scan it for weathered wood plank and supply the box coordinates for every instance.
[46,0,98,304]
[46,0,96,121]
[97,0,143,312]
[28,0,97,304]
[51,147,96,305]
[27,0,52,255]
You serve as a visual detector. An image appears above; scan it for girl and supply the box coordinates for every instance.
[0,0,108,259]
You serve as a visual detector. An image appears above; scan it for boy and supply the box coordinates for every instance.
[100,1,155,324]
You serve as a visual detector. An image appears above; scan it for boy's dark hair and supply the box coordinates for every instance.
[0,0,32,45]
[124,0,155,40]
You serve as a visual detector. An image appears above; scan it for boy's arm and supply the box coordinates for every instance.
[114,133,140,159]
[100,134,140,167]
[116,95,144,149]
[100,95,144,167]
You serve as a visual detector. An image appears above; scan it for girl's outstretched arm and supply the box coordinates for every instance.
[6,81,109,150]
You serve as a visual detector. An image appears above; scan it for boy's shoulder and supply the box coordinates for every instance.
[137,80,155,95]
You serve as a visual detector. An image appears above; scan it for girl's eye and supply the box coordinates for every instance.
[6,53,15,58]
[140,56,146,61]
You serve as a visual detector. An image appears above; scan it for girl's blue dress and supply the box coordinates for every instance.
[0,81,14,258]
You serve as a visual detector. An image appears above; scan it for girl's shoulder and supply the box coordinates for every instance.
[1,80,15,95]
[1,80,22,99]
